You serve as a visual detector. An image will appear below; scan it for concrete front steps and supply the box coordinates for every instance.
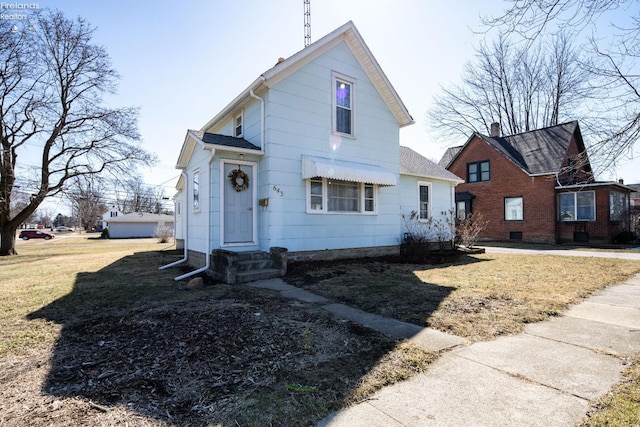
[211,247,288,284]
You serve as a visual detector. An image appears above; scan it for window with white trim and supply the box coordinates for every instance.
[333,73,355,136]
[193,169,200,212]
[307,178,375,213]
[234,113,243,137]
[558,191,595,221]
[418,182,430,220]
[504,196,523,221]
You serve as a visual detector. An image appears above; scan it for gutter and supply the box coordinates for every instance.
[200,76,266,133]
[173,148,216,282]
[159,172,188,270]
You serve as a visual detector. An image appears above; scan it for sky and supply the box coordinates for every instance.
[9,0,640,213]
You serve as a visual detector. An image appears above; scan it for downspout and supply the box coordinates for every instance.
[174,148,216,281]
[249,85,265,147]
[159,172,188,270]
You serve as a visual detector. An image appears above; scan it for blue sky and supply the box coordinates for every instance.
[13,0,640,207]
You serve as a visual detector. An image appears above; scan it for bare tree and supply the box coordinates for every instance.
[113,176,168,214]
[428,31,588,142]
[482,0,640,171]
[0,10,154,255]
[67,176,106,232]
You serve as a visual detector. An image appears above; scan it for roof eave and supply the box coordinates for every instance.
[400,171,464,184]
[200,76,267,132]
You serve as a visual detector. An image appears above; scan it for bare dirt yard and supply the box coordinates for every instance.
[1,237,639,426]
[0,238,431,426]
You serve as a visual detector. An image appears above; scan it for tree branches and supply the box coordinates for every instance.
[0,9,154,255]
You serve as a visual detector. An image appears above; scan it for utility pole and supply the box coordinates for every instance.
[304,0,311,47]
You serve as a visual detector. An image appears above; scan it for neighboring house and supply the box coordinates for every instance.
[171,21,461,282]
[440,121,634,244]
[627,183,640,235]
[106,212,174,239]
[98,205,122,231]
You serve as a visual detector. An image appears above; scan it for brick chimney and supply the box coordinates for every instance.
[490,122,501,137]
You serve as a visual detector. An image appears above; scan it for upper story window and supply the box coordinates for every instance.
[467,160,490,183]
[307,177,375,214]
[234,113,243,137]
[333,73,355,136]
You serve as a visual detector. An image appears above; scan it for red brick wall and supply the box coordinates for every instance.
[449,136,558,243]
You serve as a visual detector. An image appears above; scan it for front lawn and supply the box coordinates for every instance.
[2,238,639,426]
[285,253,640,341]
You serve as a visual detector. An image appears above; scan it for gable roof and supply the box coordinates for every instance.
[200,21,414,133]
[400,146,463,183]
[175,130,262,169]
[439,146,462,168]
[441,121,585,176]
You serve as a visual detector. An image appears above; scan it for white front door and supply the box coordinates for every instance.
[223,162,254,244]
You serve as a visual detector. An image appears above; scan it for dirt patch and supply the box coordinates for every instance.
[0,284,397,426]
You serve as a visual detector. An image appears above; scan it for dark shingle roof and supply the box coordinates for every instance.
[201,133,261,151]
[400,146,463,182]
[439,121,581,175]
[480,121,580,175]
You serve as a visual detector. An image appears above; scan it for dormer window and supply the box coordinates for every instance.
[234,113,243,137]
[333,73,355,136]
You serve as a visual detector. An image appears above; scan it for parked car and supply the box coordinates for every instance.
[54,226,73,232]
[19,230,55,240]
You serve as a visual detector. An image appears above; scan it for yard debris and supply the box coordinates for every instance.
[185,276,204,290]
[1,284,397,426]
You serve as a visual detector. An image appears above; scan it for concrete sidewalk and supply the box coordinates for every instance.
[248,273,640,426]
[481,245,640,261]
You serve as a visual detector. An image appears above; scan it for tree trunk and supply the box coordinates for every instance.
[0,225,18,256]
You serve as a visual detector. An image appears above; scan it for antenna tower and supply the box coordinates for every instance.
[304,0,311,47]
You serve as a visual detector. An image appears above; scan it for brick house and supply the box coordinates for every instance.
[439,121,634,244]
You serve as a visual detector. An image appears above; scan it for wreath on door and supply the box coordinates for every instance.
[228,168,249,192]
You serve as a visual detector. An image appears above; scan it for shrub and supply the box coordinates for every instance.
[401,210,456,262]
[100,227,110,239]
[614,231,636,244]
[456,211,489,248]
[154,226,173,244]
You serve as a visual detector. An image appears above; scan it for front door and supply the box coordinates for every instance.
[223,162,254,244]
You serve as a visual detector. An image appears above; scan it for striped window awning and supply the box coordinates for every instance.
[302,155,397,186]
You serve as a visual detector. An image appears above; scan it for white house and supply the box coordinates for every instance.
[98,205,122,230]
[106,212,174,239]
[169,21,462,283]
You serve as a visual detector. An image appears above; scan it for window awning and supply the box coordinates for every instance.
[302,155,397,186]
